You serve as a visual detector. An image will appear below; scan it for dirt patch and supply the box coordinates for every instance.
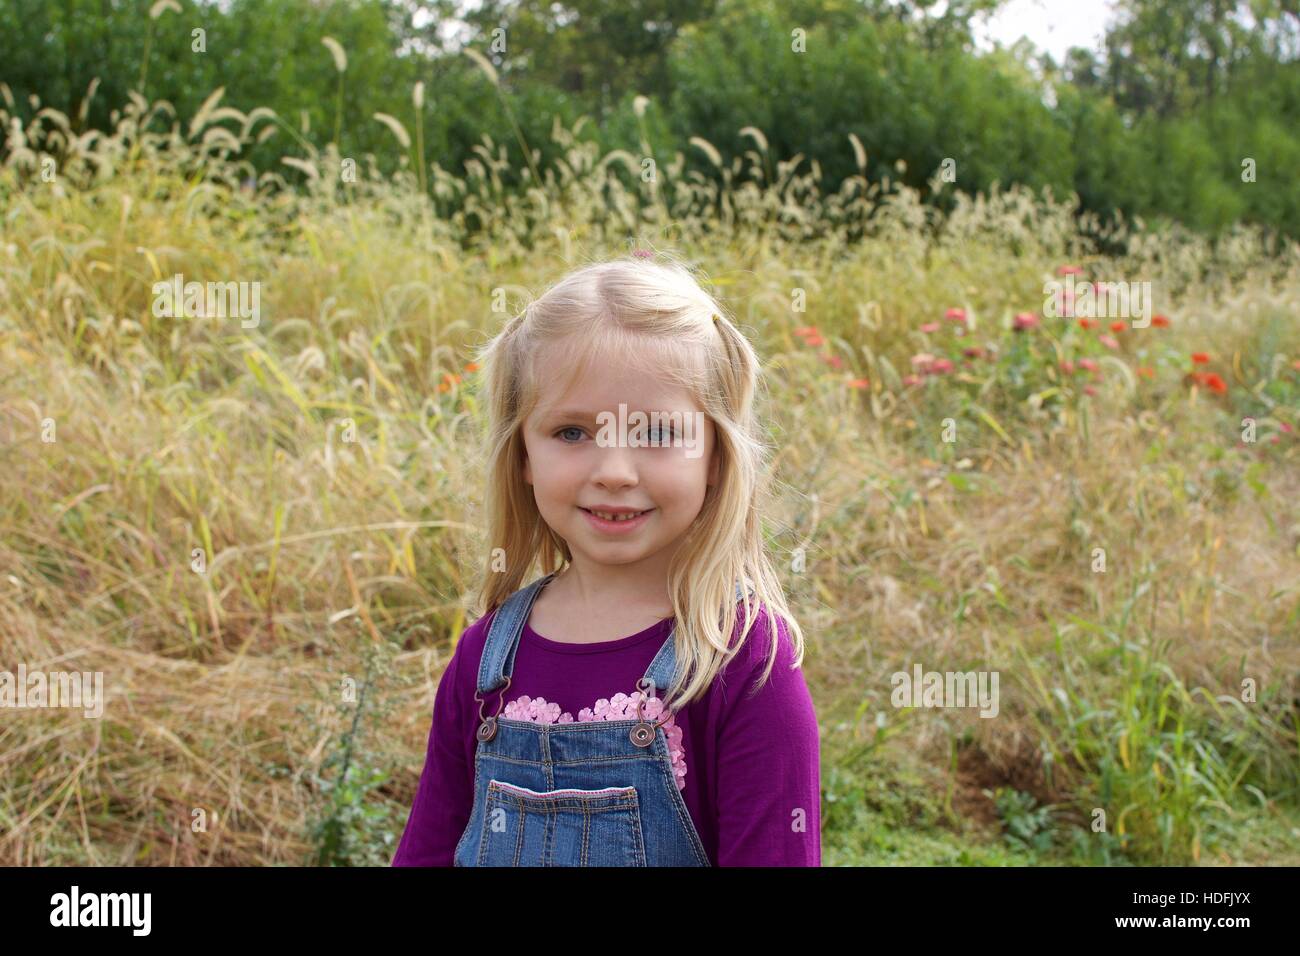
[950,736,1073,830]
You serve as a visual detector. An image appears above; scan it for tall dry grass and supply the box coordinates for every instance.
[1,77,1297,865]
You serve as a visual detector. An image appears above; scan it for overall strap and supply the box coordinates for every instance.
[476,571,558,695]
[479,574,753,698]
[638,579,752,698]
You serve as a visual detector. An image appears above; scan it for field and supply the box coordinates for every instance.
[1,81,1298,866]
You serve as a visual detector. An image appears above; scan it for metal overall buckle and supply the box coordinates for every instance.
[474,675,511,742]
[630,677,670,747]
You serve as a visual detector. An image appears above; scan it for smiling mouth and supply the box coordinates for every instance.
[580,507,653,522]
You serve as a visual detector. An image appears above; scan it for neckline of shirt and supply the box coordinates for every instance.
[522,615,675,654]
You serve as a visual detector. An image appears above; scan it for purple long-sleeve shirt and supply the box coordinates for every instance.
[391,601,822,866]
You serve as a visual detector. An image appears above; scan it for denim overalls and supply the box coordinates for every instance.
[453,572,746,867]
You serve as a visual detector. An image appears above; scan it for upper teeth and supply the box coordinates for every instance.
[592,510,644,521]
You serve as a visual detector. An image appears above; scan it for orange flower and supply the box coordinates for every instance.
[1109,321,1126,333]
[1137,366,1155,379]
[846,378,870,389]
[1078,318,1099,330]
[464,361,480,373]
[1191,352,1211,364]
[1151,315,1171,328]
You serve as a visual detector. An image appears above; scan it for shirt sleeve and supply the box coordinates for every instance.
[390,622,479,867]
[712,609,822,866]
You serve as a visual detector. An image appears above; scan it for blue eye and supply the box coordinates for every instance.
[556,426,585,442]
[649,426,675,442]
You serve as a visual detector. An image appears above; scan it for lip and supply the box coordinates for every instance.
[579,506,654,534]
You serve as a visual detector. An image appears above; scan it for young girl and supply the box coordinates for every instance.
[391,254,820,866]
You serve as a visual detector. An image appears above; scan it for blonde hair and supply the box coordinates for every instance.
[468,252,805,710]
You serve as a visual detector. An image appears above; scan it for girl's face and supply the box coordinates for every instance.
[521,348,720,575]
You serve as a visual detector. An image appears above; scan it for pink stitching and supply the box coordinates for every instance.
[489,780,635,799]
[501,691,687,791]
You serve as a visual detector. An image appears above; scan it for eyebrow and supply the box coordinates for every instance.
[541,407,698,423]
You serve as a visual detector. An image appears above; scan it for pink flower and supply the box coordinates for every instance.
[919,322,940,333]
[931,358,954,374]
[503,692,688,790]
[1013,312,1040,331]
[945,308,967,324]
[632,249,653,259]
[911,352,936,370]
[1060,359,1074,374]
[1084,385,1098,396]
[963,346,984,359]
[1099,334,1119,350]
[823,353,844,369]
[1056,265,1083,276]
[1077,358,1099,373]
[902,374,924,387]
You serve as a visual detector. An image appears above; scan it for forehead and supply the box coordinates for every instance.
[528,344,702,423]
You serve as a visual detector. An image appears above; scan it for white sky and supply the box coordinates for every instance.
[417,0,1124,62]
[972,0,1120,62]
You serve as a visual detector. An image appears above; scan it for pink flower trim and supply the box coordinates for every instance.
[501,691,687,791]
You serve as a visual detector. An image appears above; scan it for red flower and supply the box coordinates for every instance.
[931,358,955,374]
[1109,321,1126,333]
[1151,315,1171,328]
[1137,366,1155,379]
[1099,334,1119,350]
[823,353,844,369]
[803,333,825,347]
[963,346,984,359]
[1191,352,1211,365]
[1202,372,1228,394]
[1078,318,1099,330]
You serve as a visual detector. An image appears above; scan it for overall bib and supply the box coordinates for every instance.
[452,572,746,867]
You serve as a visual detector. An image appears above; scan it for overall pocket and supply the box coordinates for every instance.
[476,779,647,867]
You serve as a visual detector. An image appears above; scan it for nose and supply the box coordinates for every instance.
[588,442,640,492]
